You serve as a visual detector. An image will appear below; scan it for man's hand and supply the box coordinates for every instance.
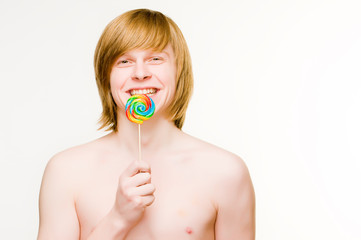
[111,160,156,230]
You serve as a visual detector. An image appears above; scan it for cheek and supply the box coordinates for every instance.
[109,69,129,108]
[169,68,177,95]
[158,65,177,89]
[110,69,127,90]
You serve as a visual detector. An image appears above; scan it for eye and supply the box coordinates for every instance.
[115,59,132,67]
[149,56,163,64]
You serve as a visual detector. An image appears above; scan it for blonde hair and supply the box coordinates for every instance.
[94,9,193,132]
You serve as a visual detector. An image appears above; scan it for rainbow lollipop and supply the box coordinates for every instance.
[125,94,155,124]
[125,94,155,162]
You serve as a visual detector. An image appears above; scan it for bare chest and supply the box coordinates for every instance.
[75,161,217,240]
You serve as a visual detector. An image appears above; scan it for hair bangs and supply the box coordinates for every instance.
[117,11,171,55]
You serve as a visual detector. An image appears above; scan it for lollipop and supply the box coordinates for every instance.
[125,94,155,162]
[125,94,155,124]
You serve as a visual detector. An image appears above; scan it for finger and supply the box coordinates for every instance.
[137,160,151,174]
[122,160,151,177]
[128,172,151,187]
[128,183,155,197]
[140,195,155,207]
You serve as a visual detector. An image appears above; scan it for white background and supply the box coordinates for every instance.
[0,0,360,239]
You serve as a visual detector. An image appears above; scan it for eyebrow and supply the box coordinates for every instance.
[161,50,170,58]
[150,49,171,59]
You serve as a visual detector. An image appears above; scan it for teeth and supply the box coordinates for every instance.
[130,88,157,96]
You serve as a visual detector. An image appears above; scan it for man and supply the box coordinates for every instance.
[38,8,255,240]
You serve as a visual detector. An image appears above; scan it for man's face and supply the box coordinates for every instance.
[110,44,177,117]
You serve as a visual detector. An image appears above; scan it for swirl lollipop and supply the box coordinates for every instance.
[125,94,155,162]
[125,94,155,124]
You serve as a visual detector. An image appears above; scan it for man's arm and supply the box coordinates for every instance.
[37,154,80,240]
[214,156,256,240]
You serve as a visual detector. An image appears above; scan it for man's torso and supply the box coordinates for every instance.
[69,133,227,239]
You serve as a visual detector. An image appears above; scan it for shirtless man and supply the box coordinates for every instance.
[37,9,255,240]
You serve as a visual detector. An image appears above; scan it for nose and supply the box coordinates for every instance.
[132,62,152,81]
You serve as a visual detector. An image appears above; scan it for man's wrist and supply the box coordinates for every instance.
[107,208,131,238]
[86,208,130,240]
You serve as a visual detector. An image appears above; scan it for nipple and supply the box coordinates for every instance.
[185,227,193,234]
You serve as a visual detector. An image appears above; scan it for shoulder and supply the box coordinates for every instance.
[38,137,107,239]
[178,132,252,185]
[179,132,255,204]
[179,132,249,172]
[46,139,96,170]
[43,134,111,183]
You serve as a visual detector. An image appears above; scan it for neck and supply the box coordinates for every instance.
[110,111,180,158]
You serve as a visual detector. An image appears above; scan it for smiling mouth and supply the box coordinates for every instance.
[129,88,158,96]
